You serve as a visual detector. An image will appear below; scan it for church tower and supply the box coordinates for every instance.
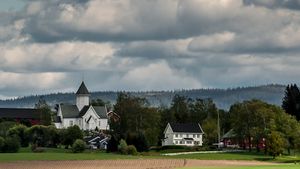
[76,81,90,111]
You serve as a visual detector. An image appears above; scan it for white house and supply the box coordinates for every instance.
[54,81,109,131]
[162,123,204,146]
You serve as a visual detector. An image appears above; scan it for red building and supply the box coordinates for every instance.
[0,108,42,125]
[222,129,266,150]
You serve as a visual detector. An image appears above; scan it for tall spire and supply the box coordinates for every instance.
[76,81,89,95]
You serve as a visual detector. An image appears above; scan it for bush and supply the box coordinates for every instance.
[62,125,83,149]
[72,139,86,153]
[126,132,148,152]
[3,136,20,153]
[127,145,138,155]
[8,125,29,147]
[118,139,128,154]
[0,137,4,152]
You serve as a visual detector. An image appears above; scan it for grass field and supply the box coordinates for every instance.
[0,148,299,164]
[178,164,300,169]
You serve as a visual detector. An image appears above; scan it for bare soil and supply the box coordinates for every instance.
[0,159,276,169]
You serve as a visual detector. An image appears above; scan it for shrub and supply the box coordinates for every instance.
[126,132,148,152]
[72,139,86,153]
[0,136,4,152]
[127,145,138,155]
[118,139,128,154]
[8,125,29,147]
[62,126,83,149]
[3,136,20,153]
[107,135,119,153]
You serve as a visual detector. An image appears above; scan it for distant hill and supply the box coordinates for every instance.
[0,84,286,110]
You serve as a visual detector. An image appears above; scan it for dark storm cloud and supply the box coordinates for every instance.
[243,0,300,10]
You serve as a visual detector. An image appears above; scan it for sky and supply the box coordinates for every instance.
[1,0,300,99]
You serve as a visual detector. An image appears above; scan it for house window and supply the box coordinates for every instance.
[179,141,183,144]
[186,141,192,144]
[69,120,73,126]
[180,134,183,138]
[193,134,196,138]
[194,141,199,145]
[175,134,178,138]
[175,141,178,144]
[186,134,189,138]
[197,134,200,138]
[99,121,101,126]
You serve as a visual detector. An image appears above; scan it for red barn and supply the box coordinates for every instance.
[0,108,42,125]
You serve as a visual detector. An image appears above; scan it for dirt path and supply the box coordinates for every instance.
[0,159,276,169]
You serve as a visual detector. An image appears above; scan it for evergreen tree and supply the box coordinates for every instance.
[282,84,300,121]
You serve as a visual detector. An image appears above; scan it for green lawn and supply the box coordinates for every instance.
[0,148,300,164]
[178,164,300,169]
[169,152,272,161]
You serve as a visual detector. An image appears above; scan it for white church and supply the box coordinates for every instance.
[54,82,109,131]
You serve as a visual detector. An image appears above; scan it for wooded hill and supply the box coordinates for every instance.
[0,84,285,110]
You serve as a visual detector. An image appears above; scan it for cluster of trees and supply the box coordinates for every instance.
[107,88,300,158]
[107,93,223,152]
[229,100,300,157]
[0,122,84,153]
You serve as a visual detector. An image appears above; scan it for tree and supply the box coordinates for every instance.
[229,100,275,152]
[91,99,106,106]
[35,97,52,126]
[266,131,286,159]
[282,84,300,121]
[62,125,83,149]
[171,95,190,123]
[113,93,160,147]
[202,118,218,145]
[7,125,29,147]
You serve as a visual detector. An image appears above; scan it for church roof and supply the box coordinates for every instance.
[60,104,108,119]
[76,81,90,95]
[60,105,79,118]
[93,106,108,118]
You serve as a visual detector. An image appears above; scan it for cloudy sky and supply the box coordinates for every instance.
[0,0,300,99]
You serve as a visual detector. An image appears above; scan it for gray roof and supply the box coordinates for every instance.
[93,106,108,118]
[60,104,107,119]
[60,105,79,118]
[76,81,90,95]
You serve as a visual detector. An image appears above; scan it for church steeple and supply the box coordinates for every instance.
[76,81,90,111]
[76,81,89,95]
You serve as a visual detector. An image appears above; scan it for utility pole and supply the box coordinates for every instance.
[217,110,221,149]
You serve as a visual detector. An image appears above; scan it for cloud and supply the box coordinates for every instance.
[1,0,300,99]
[243,0,300,10]
[120,61,202,90]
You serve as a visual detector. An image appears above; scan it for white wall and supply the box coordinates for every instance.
[163,124,174,146]
[76,95,89,111]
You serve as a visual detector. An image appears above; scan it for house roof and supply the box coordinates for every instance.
[60,104,79,118]
[169,123,204,133]
[76,81,90,95]
[0,108,41,119]
[93,106,108,118]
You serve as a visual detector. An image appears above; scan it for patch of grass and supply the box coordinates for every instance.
[169,152,273,161]
[178,164,300,169]
[0,152,142,162]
